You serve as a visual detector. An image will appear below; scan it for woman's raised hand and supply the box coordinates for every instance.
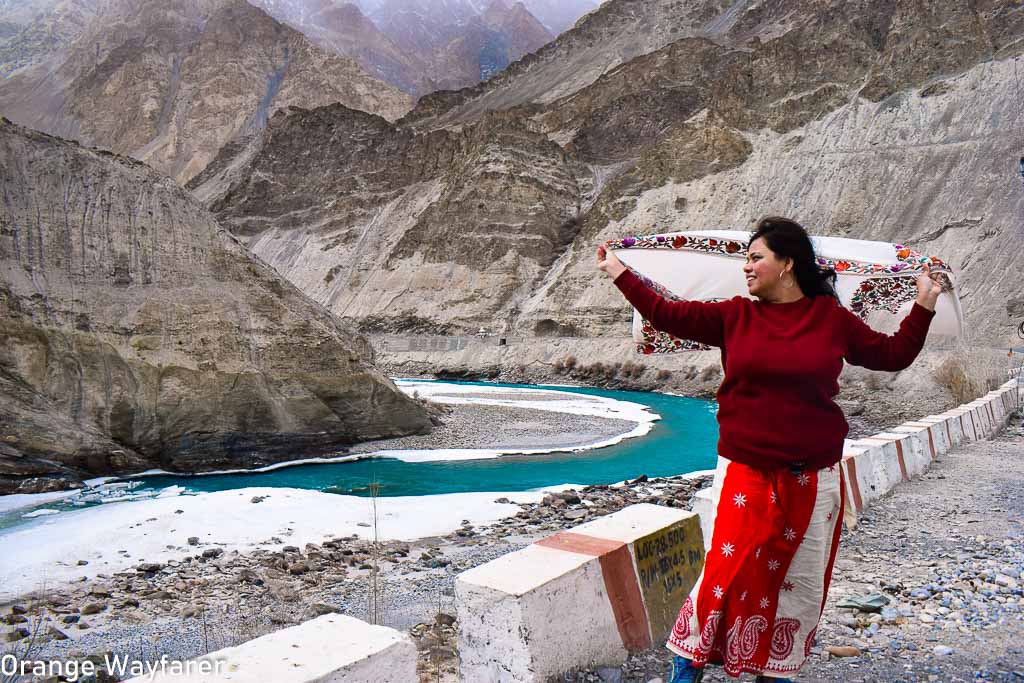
[597,245,627,280]
[915,262,942,311]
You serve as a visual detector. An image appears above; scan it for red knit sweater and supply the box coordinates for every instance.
[614,269,935,471]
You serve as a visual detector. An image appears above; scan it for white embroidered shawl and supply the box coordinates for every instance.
[606,230,963,354]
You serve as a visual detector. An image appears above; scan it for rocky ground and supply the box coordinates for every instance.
[1,390,1014,682]
[0,470,710,682]
[570,414,1024,683]
[344,398,639,455]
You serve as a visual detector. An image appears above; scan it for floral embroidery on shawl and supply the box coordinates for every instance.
[609,234,953,354]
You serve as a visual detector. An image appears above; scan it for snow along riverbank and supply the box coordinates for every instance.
[0,381,663,601]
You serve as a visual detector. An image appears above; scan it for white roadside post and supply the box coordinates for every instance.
[126,614,416,682]
[456,504,705,682]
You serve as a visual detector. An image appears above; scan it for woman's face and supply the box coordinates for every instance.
[743,237,791,299]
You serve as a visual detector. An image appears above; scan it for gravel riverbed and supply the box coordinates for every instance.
[344,400,641,455]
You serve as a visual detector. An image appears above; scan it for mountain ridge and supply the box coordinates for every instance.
[248,0,570,95]
[0,0,413,184]
[194,0,1024,352]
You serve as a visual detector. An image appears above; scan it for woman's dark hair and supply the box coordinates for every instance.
[748,216,839,301]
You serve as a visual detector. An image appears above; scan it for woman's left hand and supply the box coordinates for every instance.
[915,263,942,311]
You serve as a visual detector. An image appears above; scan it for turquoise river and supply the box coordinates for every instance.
[0,382,720,531]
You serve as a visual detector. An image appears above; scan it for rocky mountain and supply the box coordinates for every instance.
[249,0,433,93]
[193,0,1024,360]
[403,0,736,126]
[249,0,554,94]
[0,119,432,495]
[479,0,552,77]
[190,103,585,335]
[0,0,91,76]
[518,0,598,35]
[0,0,62,38]
[0,0,413,184]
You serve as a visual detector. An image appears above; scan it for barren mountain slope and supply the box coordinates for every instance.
[0,0,412,184]
[0,0,81,75]
[402,0,735,126]
[519,0,598,35]
[195,0,1024,354]
[0,120,431,494]
[250,0,557,95]
[248,0,434,94]
[514,0,1024,346]
[481,0,552,61]
[195,104,586,334]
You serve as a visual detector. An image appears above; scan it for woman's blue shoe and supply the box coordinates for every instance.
[667,655,704,683]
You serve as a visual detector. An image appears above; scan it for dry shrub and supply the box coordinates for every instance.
[933,351,1005,405]
[863,373,884,391]
[700,365,721,381]
[655,369,672,381]
[933,359,969,403]
[620,361,646,379]
[564,355,578,369]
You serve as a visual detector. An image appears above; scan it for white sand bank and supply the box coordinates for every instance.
[0,486,570,602]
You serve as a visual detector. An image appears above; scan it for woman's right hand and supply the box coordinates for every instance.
[597,245,627,280]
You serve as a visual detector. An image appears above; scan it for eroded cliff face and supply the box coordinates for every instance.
[249,0,433,94]
[514,1,1024,345]
[250,0,555,95]
[517,0,598,36]
[401,0,735,127]
[197,104,586,334]
[0,0,413,185]
[0,120,432,494]
[196,0,1024,354]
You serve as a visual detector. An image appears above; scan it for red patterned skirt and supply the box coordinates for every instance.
[667,456,844,678]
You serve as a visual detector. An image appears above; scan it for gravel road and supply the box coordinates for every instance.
[578,414,1024,683]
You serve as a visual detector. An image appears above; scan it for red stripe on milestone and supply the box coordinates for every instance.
[535,532,651,652]
[845,458,863,513]
[599,545,653,652]
[536,532,625,557]
[860,437,908,481]
[894,441,909,481]
[971,412,979,440]
[926,428,936,459]
[944,421,952,447]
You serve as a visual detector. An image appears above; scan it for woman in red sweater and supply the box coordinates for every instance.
[597,217,942,682]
